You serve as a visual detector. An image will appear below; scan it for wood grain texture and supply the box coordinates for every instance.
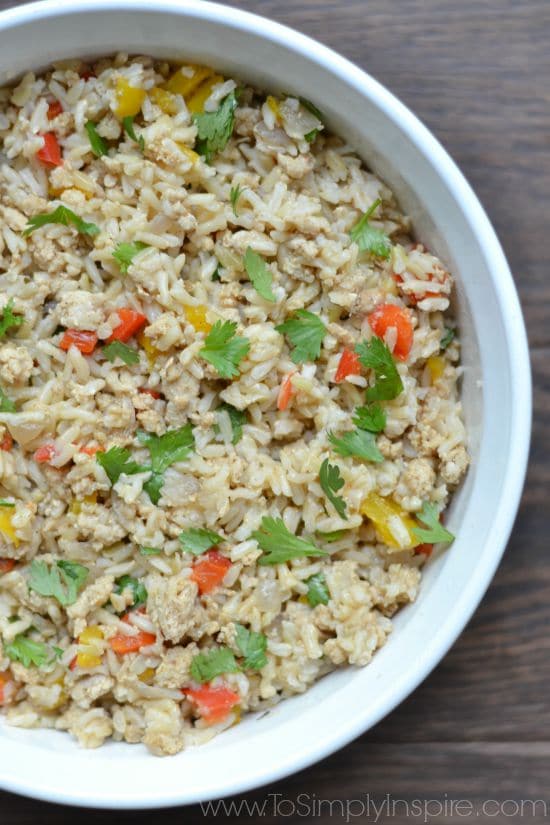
[1,0,547,821]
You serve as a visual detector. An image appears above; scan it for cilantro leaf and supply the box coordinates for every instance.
[142,472,164,506]
[5,634,51,668]
[96,446,145,485]
[412,501,455,545]
[275,309,327,364]
[112,241,148,273]
[243,247,276,302]
[319,459,347,519]
[212,263,222,282]
[304,129,319,143]
[85,120,108,157]
[234,623,267,671]
[349,199,391,259]
[200,321,250,379]
[355,336,404,402]
[28,559,89,606]
[440,328,455,350]
[179,527,224,556]
[252,517,328,566]
[230,184,247,216]
[0,387,16,412]
[328,429,383,463]
[193,91,238,162]
[305,572,329,607]
[0,299,24,338]
[190,646,239,683]
[353,403,386,433]
[23,205,100,237]
[122,115,145,151]
[115,575,147,608]
[215,403,246,445]
[137,424,195,474]
[0,500,15,507]
[299,97,324,120]
[315,529,346,543]
[102,340,140,365]
[140,546,161,556]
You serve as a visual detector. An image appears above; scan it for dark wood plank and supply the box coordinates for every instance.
[0,0,547,820]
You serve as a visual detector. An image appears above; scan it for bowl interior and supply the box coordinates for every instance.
[0,0,530,809]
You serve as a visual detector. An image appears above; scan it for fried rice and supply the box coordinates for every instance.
[0,55,469,755]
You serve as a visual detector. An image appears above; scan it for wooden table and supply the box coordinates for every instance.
[2,0,547,821]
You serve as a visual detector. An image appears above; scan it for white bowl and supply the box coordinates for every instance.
[0,0,531,809]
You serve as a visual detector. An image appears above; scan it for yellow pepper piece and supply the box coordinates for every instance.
[149,86,179,115]
[163,65,213,97]
[427,355,446,383]
[0,510,18,547]
[79,626,103,644]
[69,500,81,515]
[178,144,200,164]
[137,331,161,366]
[186,74,224,114]
[83,492,97,505]
[184,305,212,334]
[115,77,146,119]
[361,492,420,550]
[266,95,281,120]
[76,652,102,669]
[76,625,104,669]
[138,667,156,683]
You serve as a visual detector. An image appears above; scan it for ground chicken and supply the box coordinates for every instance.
[57,290,105,330]
[0,344,33,386]
[156,645,198,689]
[147,574,198,643]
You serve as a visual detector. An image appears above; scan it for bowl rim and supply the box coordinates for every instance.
[0,0,532,809]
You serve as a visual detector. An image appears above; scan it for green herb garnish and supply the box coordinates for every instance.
[215,403,246,445]
[352,403,386,433]
[5,635,52,669]
[315,530,346,543]
[140,546,161,556]
[112,241,148,273]
[355,336,403,402]
[319,459,347,519]
[96,446,144,485]
[200,321,250,379]
[230,184,247,216]
[102,341,140,365]
[193,91,238,162]
[28,559,89,606]
[0,387,16,412]
[328,429,383,463]
[305,573,329,607]
[243,247,276,302]
[299,97,323,120]
[137,424,195,504]
[190,646,239,683]
[252,517,328,566]
[234,623,267,670]
[179,527,224,556]
[122,115,145,151]
[440,328,455,350]
[349,198,391,259]
[23,205,100,238]
[0,500,15,507]
[412,501,455,545]
[115,575,147,608]
[0,299,24,338]
[85,120,108,157]
[276,309,327,364]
